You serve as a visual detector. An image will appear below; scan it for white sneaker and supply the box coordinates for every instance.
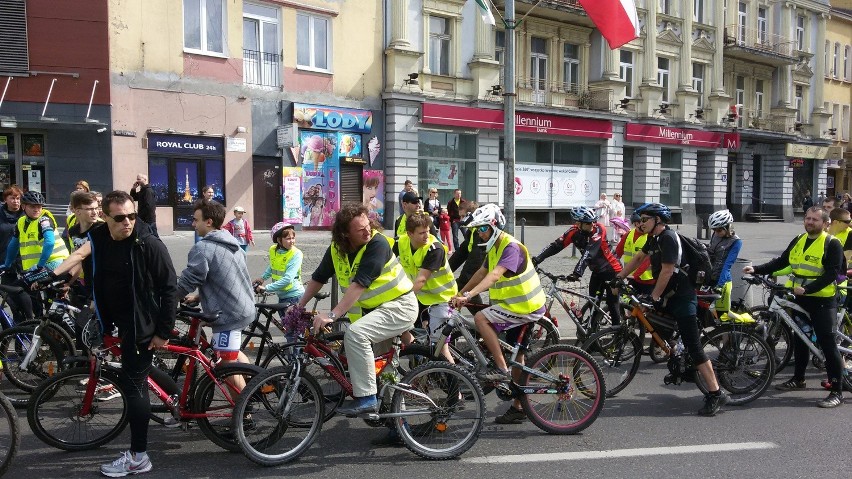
[100,451,152,477]
[95,384,122,401]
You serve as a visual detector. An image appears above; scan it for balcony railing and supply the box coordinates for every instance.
[734,109,796,133]
[243,49,281,87]
[724,25,797,60]
[516,77,613,111]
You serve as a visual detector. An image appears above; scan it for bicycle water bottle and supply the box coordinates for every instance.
[794,315,816,342]
[569,299,581,318]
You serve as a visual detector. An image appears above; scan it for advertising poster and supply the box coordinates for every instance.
[427,161,459,190]
[282,167,303,224]
[28,170,43,193]
[660,172,671,195]
[338,132,362,158]
[0,164,10,191]
[299,131,339,228]
[499,163,599,208]
[0,136,8,160]
[363,170,385,224]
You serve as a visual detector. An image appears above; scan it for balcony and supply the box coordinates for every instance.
[515,78,613,111]
[732,109,797,134]
[243,49,281,87]
[723,25,798,66]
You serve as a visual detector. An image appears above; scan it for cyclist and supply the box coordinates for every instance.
[743,206,845,408]
[449,201,485,305]
[63,191,104,345]
[255,222,305,307]
[617,202,729,416]
[532,206,623,328]
[394,191,437,241]
[451,204,546,425]
[303,203,417,416]
[706,210,742,316]
[614,211,655,294]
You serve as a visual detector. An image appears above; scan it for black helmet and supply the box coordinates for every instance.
[21,191,45,205]
[635,202,672,223]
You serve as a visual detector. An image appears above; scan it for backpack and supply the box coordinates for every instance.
[675,232,713,287]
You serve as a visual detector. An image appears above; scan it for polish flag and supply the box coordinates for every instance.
[578,0,640,49]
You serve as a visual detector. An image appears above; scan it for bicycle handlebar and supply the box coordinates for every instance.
[536,268,579,283]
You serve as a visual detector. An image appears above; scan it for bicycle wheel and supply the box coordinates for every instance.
[697,325,775,406]
[581,328,642,397]
[392,361,485,460]
[0,325,66,407]
[519,344,605,435]
[750,306,792,373]
[192,363,266,451]
[529,317,560,352]
[16,320,75,356]
[27,367,128,451]
[0,392,19,476]
[233,365,324,466]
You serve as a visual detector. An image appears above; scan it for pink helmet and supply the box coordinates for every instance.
[270,221,292,242]
[610,217,631,234]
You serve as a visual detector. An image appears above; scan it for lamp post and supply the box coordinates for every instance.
[502,1,516,234]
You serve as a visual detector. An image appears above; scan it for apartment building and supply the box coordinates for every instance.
[823,6,852,198]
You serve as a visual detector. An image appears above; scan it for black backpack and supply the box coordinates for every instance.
[676,232,713,287]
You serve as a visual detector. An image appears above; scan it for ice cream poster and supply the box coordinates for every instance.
[300,131,339,228]
[337,133,362,158]
[362,170,384,224]
[281,167,303,224]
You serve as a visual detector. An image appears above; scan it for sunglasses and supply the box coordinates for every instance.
[108,212,138,222]
[639,216,654,223]
[835,219,852,224]
[476,225,490,233]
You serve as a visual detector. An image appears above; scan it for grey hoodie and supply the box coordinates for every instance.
[177,229,255,333]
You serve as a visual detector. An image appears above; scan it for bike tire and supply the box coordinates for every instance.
[519,344,605,435]
[0,391,19,476]
[192,363,266,451]
[233,365,325,466]
[0,325,66,407]
[17,320,75,356]
[697,325,776,406]
[529,317,560,351]
[392,361,485,460]
[749,306,792,373]
[27,367,128,451]
[581,329,642,397]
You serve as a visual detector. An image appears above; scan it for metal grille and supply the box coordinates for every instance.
[0,0,29,74]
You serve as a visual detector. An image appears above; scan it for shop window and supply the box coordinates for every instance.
[147,157,226,206]
[0,134,16,191]
[297,12,331,71]
[0,0,29,73]
[517,139,552,164]
[183,0,226,55]
[660,149,682,206]
[554,142,601,166]
[622,147,634,206]
[418,131,476,202]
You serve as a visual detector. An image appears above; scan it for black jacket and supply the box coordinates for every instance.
[87,221,177,344]
[448,228,486,288]
[130,184,158,223]
[0,205,23,265]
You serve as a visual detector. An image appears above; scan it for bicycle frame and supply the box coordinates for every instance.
[539,270,611,339]
[19,300,80,370]
[766,292,852,363]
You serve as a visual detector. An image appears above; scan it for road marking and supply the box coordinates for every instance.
[463,441,778,464]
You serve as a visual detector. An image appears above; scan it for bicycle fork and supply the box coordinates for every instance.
[18,326,44,370]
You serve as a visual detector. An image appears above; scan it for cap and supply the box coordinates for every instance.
[233,206,246,212]
[401,192,421,204]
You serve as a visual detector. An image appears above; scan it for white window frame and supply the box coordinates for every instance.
[692,63,705,108]
[795,85,804,123]
[845,45,850,81]
[428,15,452,76]
[296,12,332,73]
[243,3,280,87]
[658,57,670,103]
[660,0,672,15]
[826,41,831,76]
[834,42,840,78]
[796,16,805,51]
[495,30,505,85]
[693,0,704,23]
[735,75,745,128]
[183,0,227,56]
[754,79,764,119]
[842,105,850,142]
[563,43,580,94]
[738,2,747,45]
[757,7,767,45]
[620,50,634,97]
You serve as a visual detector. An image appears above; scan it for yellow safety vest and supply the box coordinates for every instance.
[832,227,851,291]
[17,211,69,270]
[269,245,301,293]
[66,214,77,230]
[487,232,546,314]
[397,233,457,305]
[395,214,408,238]
[623,228,654,281]
[331,231,413,321]
[786,232,837,298]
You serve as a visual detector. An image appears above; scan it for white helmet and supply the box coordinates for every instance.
[707,209,734,229]
[467,204,506,252]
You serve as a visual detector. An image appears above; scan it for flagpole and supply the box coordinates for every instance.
[503,0,516,235]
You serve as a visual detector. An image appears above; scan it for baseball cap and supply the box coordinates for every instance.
[402,192,421,204]
[233,206,246,212]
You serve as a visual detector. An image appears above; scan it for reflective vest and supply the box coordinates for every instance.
[623,228,654,281]
[331,231,413,320]
[786,232,836,298]
[17,210,69,270]
[268,245,301,293]
[487,232,546,314]
[395,214,408,238]
[397,233,457,305]
[832,227,851,291]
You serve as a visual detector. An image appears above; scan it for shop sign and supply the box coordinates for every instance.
[226,137,247,152]
[147,134,223,156]
[789,158,805,168]
[826,158,844,169]
[785,143,829,159]
[293,103,373,133]
[421,103,612,139]
[625,124,738,149]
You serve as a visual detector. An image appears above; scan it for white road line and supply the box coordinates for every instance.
[463,441,778,464]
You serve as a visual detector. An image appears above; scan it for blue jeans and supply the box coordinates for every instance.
[451,221,461,250]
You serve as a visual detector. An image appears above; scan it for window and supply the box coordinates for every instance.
[622,147,635,206]
[660,0,672,15]
[620,50,634,97]
[530,37,547,101]
[495,30,505,84]
[757,7,767,45]
[842,105,850,142]
[297,13,331,71]
[735,75,745,128]
[795,85,803,122]
[796,16,805,51]
[563,43,580,94]
[692,63,705,108]
[832,103,840,132]
[429,16,451,76]
[243,3,280,86]
[693,0,704,23]
[825,41,831,76]
[737,2,747,44]
[0,0,29,73]
[834,42,840,77]
[183,0,225,54]
[660,149,682,206]
[658,57,670,103]
[845,45,850,81]
[754,79,764,119]
[418,131,477,202]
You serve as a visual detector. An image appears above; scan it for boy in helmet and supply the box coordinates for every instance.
[255,221,305,306]
[451,204,546,424]
[706,210,742,315]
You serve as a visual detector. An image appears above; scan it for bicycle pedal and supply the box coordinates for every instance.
[364,413,380,421]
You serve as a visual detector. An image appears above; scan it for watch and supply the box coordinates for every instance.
[328,312,337,320]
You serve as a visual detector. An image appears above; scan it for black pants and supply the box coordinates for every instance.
[119,330,154,454]
[664,293,709,365]
[792,297,844,392]
[589,271,622,326]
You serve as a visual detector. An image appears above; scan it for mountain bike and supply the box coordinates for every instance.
[0,360,20,477]
[537,268,613,343]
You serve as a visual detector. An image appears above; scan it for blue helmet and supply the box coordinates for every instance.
[570,206,598,223]
[630,211,641,223]
[635,203,672,223]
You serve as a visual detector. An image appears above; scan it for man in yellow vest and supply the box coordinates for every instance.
[615,211,655,294]
[744,206,845,408]
[394,191,437,240]
[303,203,418,416]
[451,204,546,424]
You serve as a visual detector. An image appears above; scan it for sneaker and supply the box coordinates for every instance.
[100,451,152,477]
[816,391,843,408]
[95,384,122,402]
[495,405,527,424]
[476,369,510,382]
[775,378,807,391]
[697,391,728,417]
[162,417,181,429]
[337,396,378,416]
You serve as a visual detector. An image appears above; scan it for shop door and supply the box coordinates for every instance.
[251,157,282,229]
[827,170,837,199]
[726,153,737,209]
[174,160,201,230]
[792,159,814,211]
[339,164,363,205]
[752,155,763,212]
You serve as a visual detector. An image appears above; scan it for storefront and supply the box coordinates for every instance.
[0,132,47,196]
[787,143,829,211]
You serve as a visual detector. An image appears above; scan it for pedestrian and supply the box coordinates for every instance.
[816,191,826,205]
[255,222,305,310]
[822,196,837,218]
[424,188,441,228]
[394,191,438,240]
[222,206,254,252]
[130,173,159,238]
[842,193,852,213]
[594,193,611,240]
[0,185,24,282]
[65,180,90,217]
[447,188,465,250]
[801,190,814,213]
[398,179,414,214]
[438,207,453,250]
[743,206,845,408]
[618,202,729,416]
[610,192,626,243]
[706,210,742,316]
[194,186,216,243]
[51,190,178,476]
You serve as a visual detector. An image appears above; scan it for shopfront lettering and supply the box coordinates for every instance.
[293,103,373,134]
[625,124,735,149]
[147,134,223,156]
[658,127,694,144]
[516,115,553,133]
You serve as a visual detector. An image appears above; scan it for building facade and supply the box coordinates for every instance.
[823,6,852,197]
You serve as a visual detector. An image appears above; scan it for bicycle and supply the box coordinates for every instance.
[0,359,21,477]
[400,305,605,435]
[231,307,486,465]
[537,268,614,343]
[26,304,266,452]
